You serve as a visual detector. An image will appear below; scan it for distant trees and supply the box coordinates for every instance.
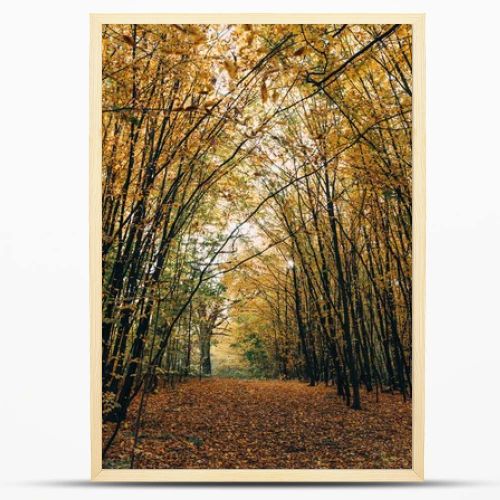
[101,22,412,452]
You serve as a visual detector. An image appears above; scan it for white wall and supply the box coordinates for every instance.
[1,1,499,499]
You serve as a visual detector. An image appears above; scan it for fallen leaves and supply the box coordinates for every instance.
[103,377,411,469]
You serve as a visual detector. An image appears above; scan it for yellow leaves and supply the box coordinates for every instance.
[275,24,289,35]
[260,80,268,103]
[203,98,218,109]
[160,48,185,56]
[223,59,238,79]
[172,24,186,33]
[256,45,270,55]
[191,33,206,45]
[173,24,198,36]
[170,103,199,112]
[245,31,256,47]
[171,24,206,46]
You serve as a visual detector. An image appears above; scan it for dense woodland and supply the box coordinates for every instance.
[101,23,413,467]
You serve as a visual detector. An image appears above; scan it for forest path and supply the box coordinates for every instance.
[103,378,411,469]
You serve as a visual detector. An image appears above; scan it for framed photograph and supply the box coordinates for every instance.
[90,13,425,482]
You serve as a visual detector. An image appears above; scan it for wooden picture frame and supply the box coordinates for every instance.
[90,13,425,482]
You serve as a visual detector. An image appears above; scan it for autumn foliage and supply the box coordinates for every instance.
[101,23,413,468]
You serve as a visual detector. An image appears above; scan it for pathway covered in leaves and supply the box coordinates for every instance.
[103,378,411,469]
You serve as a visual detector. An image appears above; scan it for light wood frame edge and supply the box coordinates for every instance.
[90,12,103,481]
[90,13,425,482]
